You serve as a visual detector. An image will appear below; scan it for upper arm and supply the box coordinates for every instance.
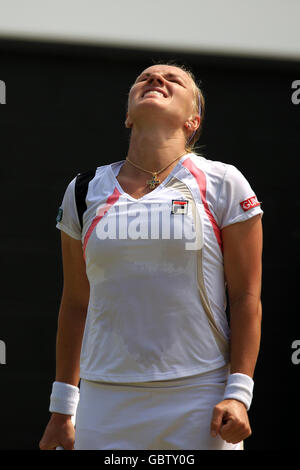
[222,214,263,304]
[55,175,89,310]
[60,231,90,311]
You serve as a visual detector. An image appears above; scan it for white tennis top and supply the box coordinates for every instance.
[56,153,263,382]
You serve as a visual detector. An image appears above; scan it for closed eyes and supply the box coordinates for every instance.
[136,74,185,86]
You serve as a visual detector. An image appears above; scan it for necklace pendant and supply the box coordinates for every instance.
[147,174,160,189]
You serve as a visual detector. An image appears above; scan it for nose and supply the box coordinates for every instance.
[147,73,165,86]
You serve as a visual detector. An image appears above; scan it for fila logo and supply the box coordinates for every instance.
[240,196,260,212]
[171,200,189,215]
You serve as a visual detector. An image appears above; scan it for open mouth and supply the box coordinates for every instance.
[142,89,167,98]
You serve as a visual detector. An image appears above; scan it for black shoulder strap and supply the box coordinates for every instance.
[75,169,96,229]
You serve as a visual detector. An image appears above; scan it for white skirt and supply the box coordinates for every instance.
[74,366,243,450]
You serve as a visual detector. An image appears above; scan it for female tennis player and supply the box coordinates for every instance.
[39,63,263,450]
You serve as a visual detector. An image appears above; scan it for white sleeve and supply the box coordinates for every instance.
[217,164,263,229]
[55,176,82,240]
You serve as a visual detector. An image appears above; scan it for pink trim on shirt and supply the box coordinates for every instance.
[182,158,223,253]
[83,186,121,260]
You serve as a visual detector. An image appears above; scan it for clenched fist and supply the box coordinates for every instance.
[210,399,252,444]
[39,413,75,450]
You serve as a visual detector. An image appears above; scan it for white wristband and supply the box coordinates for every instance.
[223,373,254,410]
[49,381,80,416]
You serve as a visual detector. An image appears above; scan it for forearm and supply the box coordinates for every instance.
[229,295,262,378]
[55,300,87,386]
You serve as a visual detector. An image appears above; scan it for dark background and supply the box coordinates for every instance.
[0,38,299,450]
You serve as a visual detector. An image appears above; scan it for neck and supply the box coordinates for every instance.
[126,125,188,172]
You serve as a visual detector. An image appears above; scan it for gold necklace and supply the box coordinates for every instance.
[126,152,187,189]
